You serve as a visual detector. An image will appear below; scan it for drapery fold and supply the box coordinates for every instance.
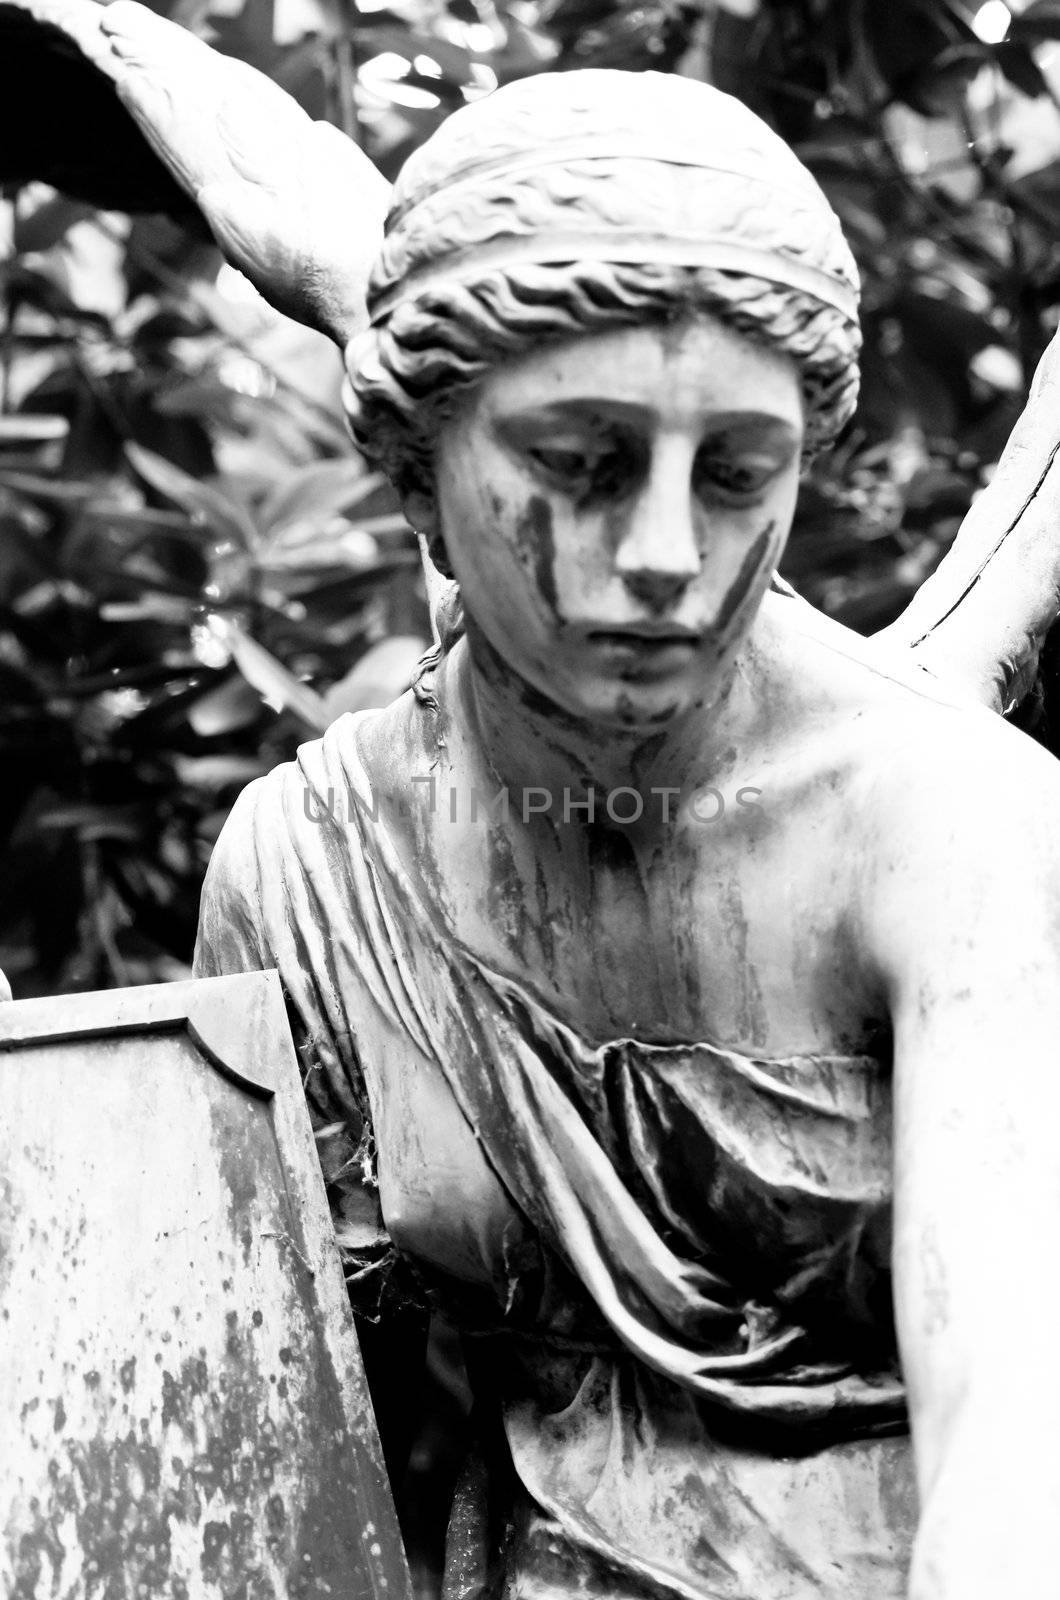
[196,696,914,1598]
[197,705,905,1424]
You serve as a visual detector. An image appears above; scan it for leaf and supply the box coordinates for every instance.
[258,460,384,539]
[0,469,106,505]
[100,598,197,624]
[172,754,267,789]
[210,615,330,732]
[125,443,259,553]
[12,194,94,255]
[1012,0,1060,42]
[352,27,475,80]
[79,503,193,534]
[319,635,426,719]
[995,40,1051,98]
[0,412,69,456]
[256,532,379,576]
[34,804,144,843]
[185,675,263,738]
[314,1121,349,1143]
[0,513,56,598]
[152,375,252,424]
[2,264,111,331]
[258,523,415,581]
[261,554,418,606]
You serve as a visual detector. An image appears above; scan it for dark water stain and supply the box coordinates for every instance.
[10,1312,335,1599]
[464,616,585,736]
[713,524,774,638]
[533,854,558,975]
[716,878,767,1047]
[516,495,559,618]
[586,823,664,1023]
[628,731,669,796]
[488,488,507,525]
[13,1427,176,1599]
[0,1174,16,1310]
[485,810,527,948]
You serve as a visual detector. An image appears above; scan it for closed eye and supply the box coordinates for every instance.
[527,443,600,478]
[523,434,639,499]
[693,448,791,505]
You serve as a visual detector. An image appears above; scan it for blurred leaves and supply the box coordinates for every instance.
[0,194,425,993]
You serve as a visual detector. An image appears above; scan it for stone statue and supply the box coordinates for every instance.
[9,5,1060,1597]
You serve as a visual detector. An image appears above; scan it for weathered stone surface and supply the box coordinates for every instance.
[0,972,410,1600]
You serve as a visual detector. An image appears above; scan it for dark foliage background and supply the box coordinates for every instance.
[3,0,1060,1588]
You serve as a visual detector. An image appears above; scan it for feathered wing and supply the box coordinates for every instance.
[0,0,390,345]
[0,0,204,217]
[877,329,1060,718]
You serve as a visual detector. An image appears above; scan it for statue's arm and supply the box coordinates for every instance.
[880,329,1060,716]
[193,783,272,980]
[862,719,1060,1599]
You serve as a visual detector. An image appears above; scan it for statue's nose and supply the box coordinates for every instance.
[618,563,696,610]
[614,450,701,611]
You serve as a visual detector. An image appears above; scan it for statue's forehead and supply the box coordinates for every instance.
[466,318,806,425]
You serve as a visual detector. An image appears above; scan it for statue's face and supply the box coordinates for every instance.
[434,316,804,730]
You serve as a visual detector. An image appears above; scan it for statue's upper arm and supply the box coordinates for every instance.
[859,723,1060,1520]
[193,778,272,979]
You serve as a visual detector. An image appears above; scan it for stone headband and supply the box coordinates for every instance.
[368,231,859,326]
[369,143,858,327]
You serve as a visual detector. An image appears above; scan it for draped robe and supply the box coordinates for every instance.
[195,680,917,1599]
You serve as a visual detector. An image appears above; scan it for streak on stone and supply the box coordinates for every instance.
[713,524,774,637]
[518,495,560,617]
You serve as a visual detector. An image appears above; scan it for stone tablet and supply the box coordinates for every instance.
[0,971,410,1600]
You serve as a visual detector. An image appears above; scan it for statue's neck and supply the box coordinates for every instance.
[453,622,749,833]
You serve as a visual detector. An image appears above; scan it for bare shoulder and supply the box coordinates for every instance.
[757,592,1060,978]
[760,587,1060,820]
[872,693,1060,831]
[322,683,440,803]
[844,683,1060,999]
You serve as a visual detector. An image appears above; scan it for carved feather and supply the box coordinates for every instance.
[877,330,1060,717]
[0,0,391,344]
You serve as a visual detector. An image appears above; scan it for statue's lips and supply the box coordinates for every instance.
[583,628,704,677]
[585,627,703,648]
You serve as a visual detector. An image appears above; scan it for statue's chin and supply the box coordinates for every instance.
[517,667,713,738]
[591,692,693,733]
[464,619,730,736]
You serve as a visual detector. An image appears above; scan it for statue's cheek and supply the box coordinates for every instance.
[710,522,778,639]
[512,495,562,621]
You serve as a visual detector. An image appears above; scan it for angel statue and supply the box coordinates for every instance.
[5,3,1060,1597]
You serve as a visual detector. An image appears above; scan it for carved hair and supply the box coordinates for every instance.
[343,73,862,561]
